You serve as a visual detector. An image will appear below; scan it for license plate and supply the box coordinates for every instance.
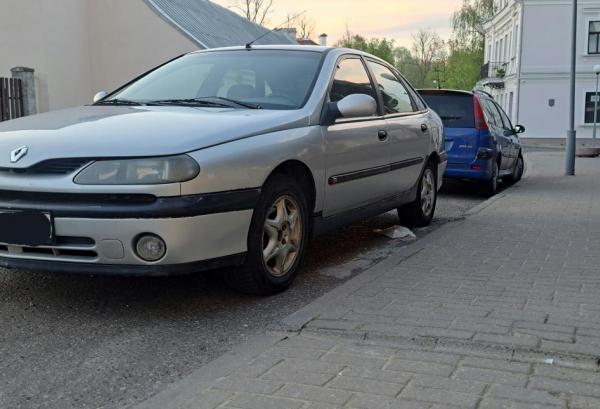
[0,210,54,246]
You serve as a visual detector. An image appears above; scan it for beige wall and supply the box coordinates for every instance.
[87,0,198,96]
[0,0,91,113]
[0,0,198,113]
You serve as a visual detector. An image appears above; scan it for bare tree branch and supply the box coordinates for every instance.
[232,0,275,25]
[411,29,446,87]
[296,14,315,39]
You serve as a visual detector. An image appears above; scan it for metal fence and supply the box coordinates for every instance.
[0,77,25,122]
[480,62,508,80]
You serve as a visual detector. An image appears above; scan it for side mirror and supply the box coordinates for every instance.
[335,94,377,119]
[93,91,109,103]
[514,124,525,134]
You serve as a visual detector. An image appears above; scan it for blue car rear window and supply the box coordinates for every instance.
[419,93,475,128]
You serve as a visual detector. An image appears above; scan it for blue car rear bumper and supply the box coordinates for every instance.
[444,159,494,181]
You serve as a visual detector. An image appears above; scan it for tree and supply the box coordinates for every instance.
[394,46,420,85]
[452,0,495,48]
[411,29,446,88]
[444,41,484,90]
[233,0,275,25]
[336,28,396,65]
[444,0,495,90]
[296,14,315,39]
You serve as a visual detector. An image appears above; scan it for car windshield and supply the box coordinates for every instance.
[419,92,475,128]
[103,50,323,110]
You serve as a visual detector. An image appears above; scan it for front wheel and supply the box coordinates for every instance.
[225,174,309,296]
[398,162,437,228]
[510,154,524,183]
[484,161,499,197]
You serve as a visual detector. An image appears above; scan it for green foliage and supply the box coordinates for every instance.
[452,0,495,48]
[443,41,485,90]
[394,46,420,85]
[445,0,495,90]
[336,33,396,65]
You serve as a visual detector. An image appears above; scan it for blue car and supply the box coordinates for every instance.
[418,89,525,195]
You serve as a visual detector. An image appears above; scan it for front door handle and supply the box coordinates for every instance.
[421,123,428,132]
[378,130,388,141]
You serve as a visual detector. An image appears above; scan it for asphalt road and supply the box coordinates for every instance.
[0,179,493,409]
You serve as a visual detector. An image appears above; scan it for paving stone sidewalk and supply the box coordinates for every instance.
[134,151,600,409]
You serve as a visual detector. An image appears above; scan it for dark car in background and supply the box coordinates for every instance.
[418,89,525,195]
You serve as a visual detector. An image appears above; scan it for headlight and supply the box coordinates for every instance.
[74,155,200,185]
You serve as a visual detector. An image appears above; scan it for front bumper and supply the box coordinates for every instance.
[0,190,258,275]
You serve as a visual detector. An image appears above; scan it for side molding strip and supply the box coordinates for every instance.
[328,157,424,185]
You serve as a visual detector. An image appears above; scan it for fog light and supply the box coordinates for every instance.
[135,234,166,262]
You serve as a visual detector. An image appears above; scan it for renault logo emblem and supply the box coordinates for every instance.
[10,146,28,163]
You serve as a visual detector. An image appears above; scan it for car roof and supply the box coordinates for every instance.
[190,44,331,54]
[418,89,496,100]
[188,45,389,64]
[418,89,474,96]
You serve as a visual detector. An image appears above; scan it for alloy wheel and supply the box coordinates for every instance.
[421,169,436,217]
[262,195,302,277]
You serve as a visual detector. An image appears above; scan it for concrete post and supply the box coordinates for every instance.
[10,67,37,116]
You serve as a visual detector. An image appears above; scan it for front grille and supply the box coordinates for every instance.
[0,190,156,205]
[0,158,92,175]
[0,236,97,261]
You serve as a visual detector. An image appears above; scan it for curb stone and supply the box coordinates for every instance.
[130,334,286,409]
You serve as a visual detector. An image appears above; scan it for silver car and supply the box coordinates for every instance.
[0,46,446,295]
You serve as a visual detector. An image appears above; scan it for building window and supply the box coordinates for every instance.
[589,21,600,55]
[585,92,600,123]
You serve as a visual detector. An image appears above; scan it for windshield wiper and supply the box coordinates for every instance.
[146,99,231,108]
[95,98,143,106]
[201,96,262,110]
[148,97,262,109]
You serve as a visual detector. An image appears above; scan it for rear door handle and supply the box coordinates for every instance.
[378,130,388,141]
[421,124,428,132]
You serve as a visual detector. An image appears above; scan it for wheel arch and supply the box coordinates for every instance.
[266,160,317,215]
[427,151,441,166]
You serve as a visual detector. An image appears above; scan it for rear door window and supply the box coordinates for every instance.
[496,103,514,131]
[480,98,504,130]
[419,92,475,128]
[367,61,415,114]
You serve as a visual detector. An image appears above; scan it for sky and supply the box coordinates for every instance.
[214,0,464,49]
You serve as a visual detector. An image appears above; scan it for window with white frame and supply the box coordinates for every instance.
[585,92,600,123]
[589,21,600,55]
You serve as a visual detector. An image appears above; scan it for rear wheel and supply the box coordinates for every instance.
[225,174,309,295]
[398,162,437,228]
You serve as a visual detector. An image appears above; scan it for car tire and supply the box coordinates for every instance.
[510,153,524,183]
[398,161,437,228]
[225,173,310,296]
[484,161,499,197]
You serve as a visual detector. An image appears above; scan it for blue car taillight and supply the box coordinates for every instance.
[476,148,494,160]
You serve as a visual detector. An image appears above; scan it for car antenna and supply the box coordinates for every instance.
[245,11,306,49]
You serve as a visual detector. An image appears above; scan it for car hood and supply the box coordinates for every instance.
[0,105,309,169]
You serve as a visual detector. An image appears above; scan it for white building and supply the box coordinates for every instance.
[479,0,600,138]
